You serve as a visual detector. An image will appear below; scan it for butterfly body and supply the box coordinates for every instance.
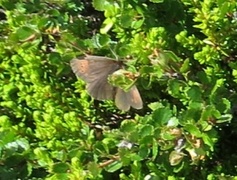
[70,55,143,111]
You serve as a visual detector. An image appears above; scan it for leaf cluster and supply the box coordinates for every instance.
[1,0,237,179]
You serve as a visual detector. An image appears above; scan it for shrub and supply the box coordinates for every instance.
[0,0,237,179]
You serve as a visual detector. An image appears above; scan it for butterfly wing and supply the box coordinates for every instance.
[115,88,130,111]
[128,86,143,109]
[86,76,115,100]
[70,55,121,100]
[115,86,143,111]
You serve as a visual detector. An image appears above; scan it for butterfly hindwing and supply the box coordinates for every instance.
[128,86,143,109]
[115,86,143,111]
[115,88,130,111]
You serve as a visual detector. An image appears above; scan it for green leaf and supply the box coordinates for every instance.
[100,18,114,34]
[120,120,137,132]
[129,153,143,161]
[150,0,164,3]
[131,161,142,178]
[216,114,232,124]
[102,138,117,153]
[51,162,70,173]
[93,0,107,11]
[50,173,68,179]
[148,102,163,111]
[120,13,133,28]
[48,52,62,64]
[98,34,111,47]
[138,145,150,159]
[140,135,153,145]
[87,162,101,177]
[48,9,60,16]
[200,105,221,122]
[215,98,231,113]
[160,129,176,140]
[202,134,215,149]
[152,138,158,160]
[219,2,230,18]
[180,58,190,73]
[162,50,180,63]
[199,120,212,131]
[105,161,123,172]
[168,79,186,98]
[152,107,173,125]
[4,154,26,167]
[210,79,225,97]
[131,19,144,29]
[167,117,179,127]
[0,115,12,128]
[140,66,155,74]
[139,125,154,138]
[34,148,53,167]
[188,101,203,110]
[15,26,37,42]
[184,124,202,137]
[104,3,119,17]
[168,176,177,180]
[4,138,29,155]
[186,85,202,101]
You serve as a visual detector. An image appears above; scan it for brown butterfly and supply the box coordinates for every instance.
[70,55,143,111]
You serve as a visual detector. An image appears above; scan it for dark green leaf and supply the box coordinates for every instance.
[120,13,133,28]
[139,125,154,138]
[138,145,150,159]
[51,162,70,173]
[152,107,173,125]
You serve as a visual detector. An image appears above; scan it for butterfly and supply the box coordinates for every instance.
[70,55,143,111]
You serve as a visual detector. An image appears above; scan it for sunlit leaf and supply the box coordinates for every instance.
[105,161,123,172]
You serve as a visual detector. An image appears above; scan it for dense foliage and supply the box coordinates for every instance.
[1,0,237,179]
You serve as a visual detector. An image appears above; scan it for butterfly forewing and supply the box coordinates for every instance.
[70,60,90,81]
[70,55,121,100]
[87,78,115,100]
